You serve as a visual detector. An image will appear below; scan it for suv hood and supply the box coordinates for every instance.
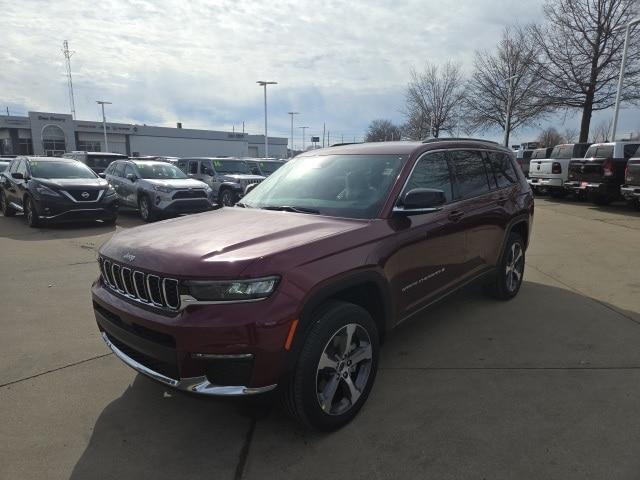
[221,174,265,182]
[34,178,108,189]
[144,178,208,189]
[100,207,367,278]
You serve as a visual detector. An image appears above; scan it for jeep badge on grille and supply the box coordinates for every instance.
[123,253,136,262]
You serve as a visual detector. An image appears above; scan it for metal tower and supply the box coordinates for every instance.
[62,40,76,119]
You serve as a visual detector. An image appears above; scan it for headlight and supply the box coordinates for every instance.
[105,186,117,196]
[35,184,60,197]
[183,276,279,302]
[153,185,174,193]
[204,186,213,194]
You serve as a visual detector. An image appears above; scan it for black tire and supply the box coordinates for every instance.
[102,216,117,226]
[23,196,41,228]
[281,301,380,431]
[218,188,236,207]
[138,195,155,222]
[485,232,525,300]
[593,194,612,206]
[0,190,16,217]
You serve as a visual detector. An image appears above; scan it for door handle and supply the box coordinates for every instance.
[448,210,464,222]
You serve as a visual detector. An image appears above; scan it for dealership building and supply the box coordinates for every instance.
[0,111,288,158]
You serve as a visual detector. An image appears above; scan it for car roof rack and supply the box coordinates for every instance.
[329,142,364,147]
[422,137,499,145]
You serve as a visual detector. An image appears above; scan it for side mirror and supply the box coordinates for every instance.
[245,183,258,195]
[11,172,24,180]
[394,188,446,215]
[126,173,137,182]
[98,173,106,178]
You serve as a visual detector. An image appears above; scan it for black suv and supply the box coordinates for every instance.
[0,156,119,227]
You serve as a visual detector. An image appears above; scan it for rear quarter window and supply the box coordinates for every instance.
[449,150,492,199]
[623,144,640,159]
[487,152,517,188]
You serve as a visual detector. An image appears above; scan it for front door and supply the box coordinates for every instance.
[386,151,468,321]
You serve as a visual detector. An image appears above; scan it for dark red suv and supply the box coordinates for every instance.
[92,139,533,430]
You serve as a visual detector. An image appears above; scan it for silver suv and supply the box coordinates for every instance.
[104,160,213,222]
[177,157,265,206]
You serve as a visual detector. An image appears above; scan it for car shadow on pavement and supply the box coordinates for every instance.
[69,281,640,480]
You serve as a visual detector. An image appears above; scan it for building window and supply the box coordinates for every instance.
[18,138,33,155]
[77,141,101,152]
[42,125,66,155]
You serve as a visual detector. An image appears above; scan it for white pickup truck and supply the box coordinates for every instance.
[528,143,591,196]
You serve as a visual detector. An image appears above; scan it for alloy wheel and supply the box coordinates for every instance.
[316,323,373,416]
[221,190,233,206]
[25,199,33,224]
[505,242,524,293]
[140,197,149,219]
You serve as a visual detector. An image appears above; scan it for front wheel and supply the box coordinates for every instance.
[485,232,525,300]
[138,195,156,222]
[24,196,41,228]
[281,301,379,431]
[218,188,236,207]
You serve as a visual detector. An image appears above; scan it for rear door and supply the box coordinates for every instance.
[448,149,504,272]
[388,150,468,319]
[121,163,138,206]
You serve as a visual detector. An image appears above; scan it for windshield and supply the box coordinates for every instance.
[259,161,284,174]
[85,155,126,168]
[241,154,406,219]
[134,162,187,179]
[30,161,97,179]
[210,159,251,174]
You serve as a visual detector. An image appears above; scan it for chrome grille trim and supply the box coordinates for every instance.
[98,256,180,311]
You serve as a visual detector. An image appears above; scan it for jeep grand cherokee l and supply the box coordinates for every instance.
[92,139,533,431]
[1,156,118,226]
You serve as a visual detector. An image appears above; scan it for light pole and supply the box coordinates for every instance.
[257,81,277,158]
[502,74,518,147]
[299,126,309,150]
[96,100,112,152]
[611,17,640,141]
[288,111,299,158]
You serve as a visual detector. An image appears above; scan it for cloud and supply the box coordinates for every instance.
[1,0,637,145]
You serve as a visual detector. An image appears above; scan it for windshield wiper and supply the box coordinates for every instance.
[261,205,320,214]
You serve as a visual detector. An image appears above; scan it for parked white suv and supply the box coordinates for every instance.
[527,143,591,196]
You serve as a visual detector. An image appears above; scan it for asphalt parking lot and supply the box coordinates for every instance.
[2,198,640,480]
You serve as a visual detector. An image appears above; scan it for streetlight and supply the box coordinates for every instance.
[257,81,277,158]
[299,126,309,150]
[611,17,640,141]
[96,100,112,152]
[287,112,299,158]
[502,74,518,147]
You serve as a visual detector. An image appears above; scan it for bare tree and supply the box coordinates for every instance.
[538,127,566,147]
[591,118,614,142]
[530,0,640,142]
[465,26,551,146]
[404,61,466,139]
[563,126,579,143]
[365,119,402,142]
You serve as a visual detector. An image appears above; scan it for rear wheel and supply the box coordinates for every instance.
[485,232,525,300]
[23,196,41,228]
[138,195,155,222]
[0,190,16,217]
[281,301,379,431]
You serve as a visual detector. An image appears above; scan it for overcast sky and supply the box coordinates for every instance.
[2,0,638,147]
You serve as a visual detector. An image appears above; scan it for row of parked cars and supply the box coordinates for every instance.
[519,141,640,208]
[0,152,286,227]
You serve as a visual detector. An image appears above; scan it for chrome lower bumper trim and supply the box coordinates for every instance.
[101,332,277,396]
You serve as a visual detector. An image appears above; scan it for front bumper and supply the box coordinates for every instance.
[528,177,563,188]
[34,195,118,222]
[153,196,213,215]
[565,180,620,196]
[102,332,276,395]
[621,185,640,199]
[92,277,296,394]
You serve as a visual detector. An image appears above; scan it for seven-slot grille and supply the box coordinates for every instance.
[99,256,180,311]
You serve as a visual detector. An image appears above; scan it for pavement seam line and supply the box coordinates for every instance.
[0,352,113,389]
[379,366,640,371]
[526,263,640,327]
[233,418,257,480]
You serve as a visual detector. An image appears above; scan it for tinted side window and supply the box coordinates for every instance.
[623,144,640,159]
[486,152,517,189]
[16,160,28,177]
[189,161,198,174]
[450,150,492,199]
[114,162,126,177]
[124,164,136,178]
[404,152,453,203]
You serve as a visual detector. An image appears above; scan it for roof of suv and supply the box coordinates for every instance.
[298,139,510,157]
[18,156,78,163]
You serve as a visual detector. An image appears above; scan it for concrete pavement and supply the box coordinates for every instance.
[1,199,639,479]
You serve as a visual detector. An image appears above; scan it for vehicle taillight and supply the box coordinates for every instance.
[603,159,614,177]
[552,162,561,174]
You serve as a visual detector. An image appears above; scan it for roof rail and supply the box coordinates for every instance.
[329,142,364,147]
[422,137,499,145]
